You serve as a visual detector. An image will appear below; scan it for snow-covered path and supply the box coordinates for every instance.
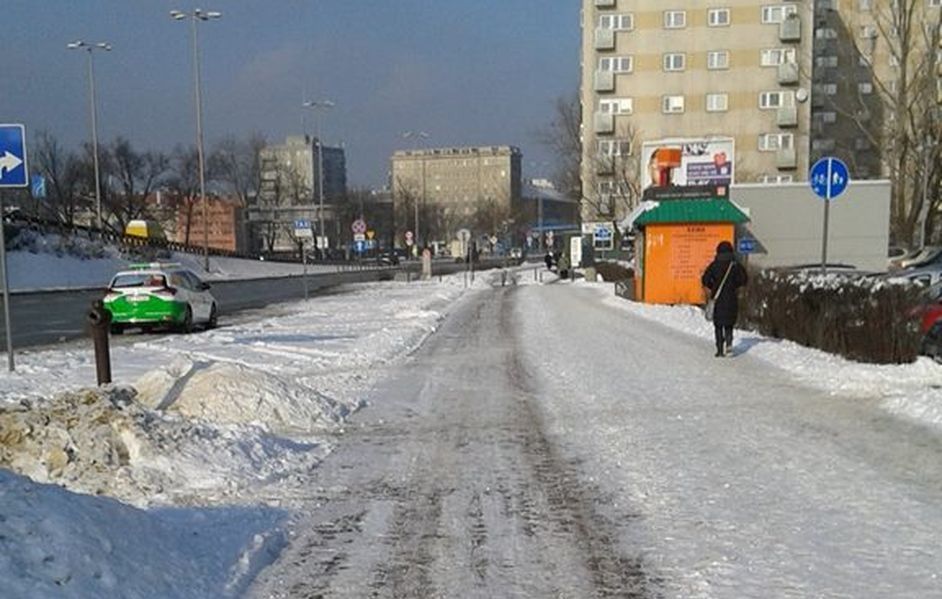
[250,281,942,598]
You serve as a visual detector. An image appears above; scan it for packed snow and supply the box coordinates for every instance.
[0,273,491,597]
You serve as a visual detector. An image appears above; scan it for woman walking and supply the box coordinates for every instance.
[701,241,748,357]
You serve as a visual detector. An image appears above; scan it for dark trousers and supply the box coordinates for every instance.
[714,324,733,352]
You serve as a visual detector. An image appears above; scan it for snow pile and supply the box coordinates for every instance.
[590,282,942,429]
[0,386,329,506]
[135,357,351,435]
[0,469,285,598]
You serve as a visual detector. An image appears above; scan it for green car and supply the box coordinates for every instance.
[104,264,218,334]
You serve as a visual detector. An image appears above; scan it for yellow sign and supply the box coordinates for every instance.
[366,230,375,240]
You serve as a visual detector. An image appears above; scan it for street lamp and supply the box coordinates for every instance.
[302,99,334,257]
[67,40,111,232]
[401,131,430,253]
[171,8,222,272]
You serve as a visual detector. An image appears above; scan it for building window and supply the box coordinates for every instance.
[599,98,634,114]
[759,90,795,109]
[758,174,794,183]
[706,93,729,112]
[664,10,687,28]
[598,139,632,157]
[860,24,878,39]
[761,48,797,66]
[815,55,839,67]
[663,53,686,71]
[816,28,838,39]
[599,13,634,30]
[761,5,797,24]
[707,50,730,70]
[930,0,941,8]
[662,95,686,113]
[758,133,794,151]
[859,0,873,10]
[708,8,731,26]
[858,82,873,94]
[599,56,634,73]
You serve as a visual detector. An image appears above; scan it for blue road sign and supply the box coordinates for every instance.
[294,219,311,230]
[810,157,850,201]
[31,175,46,199]
[0,124,28,188]
[354,240,366,253]
[738,237,757,254]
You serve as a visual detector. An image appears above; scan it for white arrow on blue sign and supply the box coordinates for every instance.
[809,157,850,201]
[737,237,757,254]
[0,124,28,188]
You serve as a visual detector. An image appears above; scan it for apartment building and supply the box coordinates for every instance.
[390,146,523,239]
[581,0,816,222]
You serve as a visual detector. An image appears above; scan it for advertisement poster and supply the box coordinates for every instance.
[641,138,735,190]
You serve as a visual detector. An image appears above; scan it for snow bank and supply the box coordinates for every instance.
[587,281,942,431]
[0,469,285,598]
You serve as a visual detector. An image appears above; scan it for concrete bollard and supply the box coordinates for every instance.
[87,299,112,386]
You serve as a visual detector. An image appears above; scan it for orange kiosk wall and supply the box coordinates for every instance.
[642,223,733,305]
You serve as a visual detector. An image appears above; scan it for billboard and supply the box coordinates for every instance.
[641,137,735,190]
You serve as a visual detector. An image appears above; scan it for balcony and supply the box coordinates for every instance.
[777,147,798,170]
[595,28,615,51]
[594,0,616,7]
[777,106,798,128]
[594,70,615,93]
[594,112,615,134]
[778,62,799,85]
[780,14,801,43]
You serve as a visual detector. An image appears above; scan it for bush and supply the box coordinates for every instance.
[740,269,926,364]
[595,261,634,282]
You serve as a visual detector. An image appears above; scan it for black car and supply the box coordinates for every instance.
[378,250,401,266]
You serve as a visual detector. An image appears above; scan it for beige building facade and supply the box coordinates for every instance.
[390,146,523,240]
[581,0,816,222]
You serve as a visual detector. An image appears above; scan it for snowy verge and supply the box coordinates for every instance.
[0,469,285,599]
[578,281,942,431]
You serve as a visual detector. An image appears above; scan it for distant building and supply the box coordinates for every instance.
[249,135,347,253]
[390,145,523,243]
[175,195,245,253]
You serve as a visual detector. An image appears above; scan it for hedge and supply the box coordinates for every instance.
[739,269,926,364]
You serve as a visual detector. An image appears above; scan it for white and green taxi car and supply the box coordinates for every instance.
[104,263,218,334]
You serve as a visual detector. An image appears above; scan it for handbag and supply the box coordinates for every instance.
[704,262,734,322]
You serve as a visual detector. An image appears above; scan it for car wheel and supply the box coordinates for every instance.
[179,306,194,334]
[207,303,218,330]
[109,324,124,335]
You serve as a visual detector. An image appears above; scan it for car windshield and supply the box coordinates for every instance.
[111,273,167,288]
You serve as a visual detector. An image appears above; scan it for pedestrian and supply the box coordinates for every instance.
[558,252,570,280]
[701,241,748,357]
[544,251,554,271]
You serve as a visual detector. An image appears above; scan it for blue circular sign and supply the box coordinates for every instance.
[737,237,756,254]
[809,157,850,201]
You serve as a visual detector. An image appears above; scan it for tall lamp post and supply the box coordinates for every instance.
[401,131,429,253]
[171,8,222,272]
[67,40,111,232]
[302,99,334,257]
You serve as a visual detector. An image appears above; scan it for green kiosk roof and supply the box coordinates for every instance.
[634,199,749,226]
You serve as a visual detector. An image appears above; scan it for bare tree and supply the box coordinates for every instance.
[536,92,582,200]
[209,133,266,207]
[32,131,86,226]
[104,137,169,232]
[822,2,942,246]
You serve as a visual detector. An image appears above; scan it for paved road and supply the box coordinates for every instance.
[249,281,942,598]
[0,260,503,349]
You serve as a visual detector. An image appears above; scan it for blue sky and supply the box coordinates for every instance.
[2,1,579,187]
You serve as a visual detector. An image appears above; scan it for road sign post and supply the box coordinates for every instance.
[810,157,850,276]
[0,124,29,372]
[294,219,313,300]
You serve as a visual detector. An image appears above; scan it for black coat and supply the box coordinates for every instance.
[701,253,748,326]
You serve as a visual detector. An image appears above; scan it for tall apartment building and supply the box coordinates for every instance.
[581,0,816,222]
[390,146,523,239]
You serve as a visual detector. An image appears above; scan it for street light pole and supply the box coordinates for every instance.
[402,131,429,254]
[68,41,111,232]
[172,8,222,272]
[303,99,334,257]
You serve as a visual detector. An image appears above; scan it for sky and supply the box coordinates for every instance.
[1,1,580,188]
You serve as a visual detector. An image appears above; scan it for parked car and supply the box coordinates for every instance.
[509,247,524,259]
[897,264,942,287]
[103,263,217,334]
[898,246,942,270]
[918,283,942,361]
